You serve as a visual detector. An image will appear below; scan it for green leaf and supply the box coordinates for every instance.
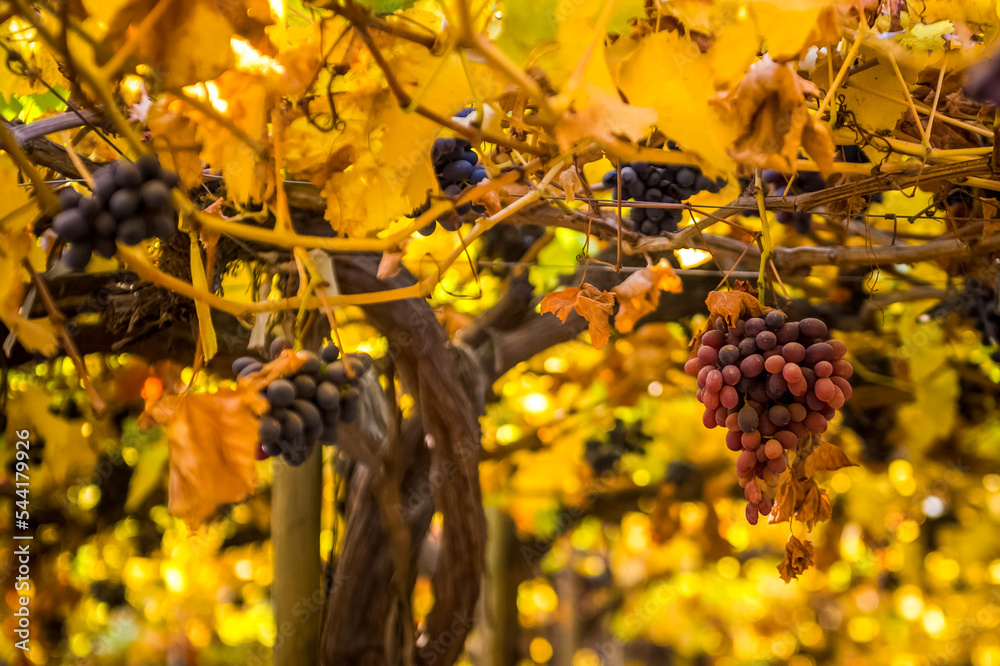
[496,0,559,65]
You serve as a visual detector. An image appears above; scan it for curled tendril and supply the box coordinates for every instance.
[300,77,347,134]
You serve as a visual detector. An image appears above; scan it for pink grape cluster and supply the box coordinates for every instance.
[684,310,854,524]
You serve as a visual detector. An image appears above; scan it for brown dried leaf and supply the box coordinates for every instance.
[804,442,857,477]
[540,283,616,349]
[705,289,773,326]
[711,58,835,176]
[770,472,799,524]
[612,259,683,333]
[798,484,832,530]
[778,535,815,583]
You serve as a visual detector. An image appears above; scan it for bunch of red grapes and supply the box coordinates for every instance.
[684,310,854,524]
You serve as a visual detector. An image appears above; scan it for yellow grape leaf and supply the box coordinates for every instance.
[554,85,657,153]
[495,0,558,66]
[540,283,615,349]
[897,20,954,51]
[748,0,843,62]
[140,386,267,527]
[778,534,815,582]
[711,57,835,175]
[106,0,235,88]
[0,156,59,355]
[192,72,270,204]
[0,20,70,96]
[147,101,204,190]
[803,442,857,477]
[609,30,738,176]
[612,259,683,333]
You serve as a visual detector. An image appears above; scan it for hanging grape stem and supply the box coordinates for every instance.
[754,168,773,303]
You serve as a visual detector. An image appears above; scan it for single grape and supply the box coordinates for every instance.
[741,430,761,450]
[764,354,786,374]
[718,344,740,366]
[775,322,800,345]
[764,310,786,330]
[259,415,281,444]
[136,154,162,181]
[140,180,171,210]
[774,430,798,450]
[804,342,834,365]
[720,385,739,409]
[321,344,341,363]
[114,161,143,189]
[738,404,759,433]
[232,356,258,375]
[270,338,291,359]
[684,358,704,376]
[442,160,474,183]
[58,187,83,209]
[315,382,339,410]
[697,345,718,365]
[831,376,853,399]
[739,354,764,378]
[292,399,322,431]
[738,337,758,358]
[781,342,806,363]
[298,351,322,376]
[726,430,742,451]
[293,374,317,400]
[53,208,89,242]
[745,502,759,525]
[701,329,726,349]
[768,404,791,427]
[116,218,146,246]
[238,361,263,377]
[755,330,777,351]
[340,387,360,422]
[93,211,116,238]
[282,411,305,439]
[722,365,741,385]
[266,379,296,408]
[744,317,767,337]
[62,242,92,270]
[799,317,828,338]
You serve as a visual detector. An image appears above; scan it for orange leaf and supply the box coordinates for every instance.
[612,259,683,333]
[705,290,772,326]
[140,386,267,527]
[778,535,815,583]
[804,442,857,477]
[540,283,615,349]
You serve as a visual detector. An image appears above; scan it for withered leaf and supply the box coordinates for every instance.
[705,290,774,326]
[804,442,858,477]
[540,283,615,349]
[778,535,815,583]
[612,259,683,333]
[711,58,835,176]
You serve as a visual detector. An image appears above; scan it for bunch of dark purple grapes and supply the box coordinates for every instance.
[232,339,371,466]
[413,135,489,235]
[53,155,179,270]
[684,311,854,524]
[602,161,723,235]
[963,277,1000,362]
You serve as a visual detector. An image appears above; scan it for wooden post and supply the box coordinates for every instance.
[272,444,323,665]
